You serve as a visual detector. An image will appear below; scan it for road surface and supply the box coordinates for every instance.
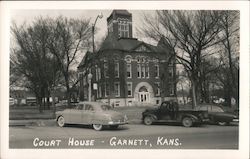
[9,123,238,149]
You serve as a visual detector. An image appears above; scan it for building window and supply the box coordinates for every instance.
[98,85,102,98]
[114,82,120,97]
[104,60,109,78]
[118,20,129,38]
[114,61,119,78]
[169,68,173,78]
[105,83,110,97]
[126,64,132,78]
[145,64,149,78]
[169,59,174,66]
[154,64,159,78]
[156,100,160,104]
[137,64,141,78]
[125,55,132,63]
[141,64,145,78]
[155,82,160,96]
[169,83,174,95]
[127,82,132,97]
[108,22,113,33]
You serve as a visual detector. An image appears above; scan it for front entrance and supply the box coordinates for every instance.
[138,86,150,103]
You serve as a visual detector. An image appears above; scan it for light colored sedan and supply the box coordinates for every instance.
[55,101,128,131]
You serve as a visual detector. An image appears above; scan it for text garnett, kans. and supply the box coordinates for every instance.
[33,137,182,147]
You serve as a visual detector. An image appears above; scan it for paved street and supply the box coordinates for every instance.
[9,123,238,149]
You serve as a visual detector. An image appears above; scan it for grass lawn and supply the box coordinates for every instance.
[9,103,237,120]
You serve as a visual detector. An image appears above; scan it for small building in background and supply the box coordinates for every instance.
[78,10,177,106]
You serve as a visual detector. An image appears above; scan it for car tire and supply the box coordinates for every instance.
[93,124,103,131]
[218,121,227,126]
[110,125,119,129]
[182,117,193,127]
[57,116,65,127]
[144,116,153,125]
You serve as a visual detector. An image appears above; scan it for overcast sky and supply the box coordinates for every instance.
[11,9,156,44]
[11,9,156,69]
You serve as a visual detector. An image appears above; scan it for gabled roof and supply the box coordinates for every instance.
[98,34,161,53]
[78,51,96,69]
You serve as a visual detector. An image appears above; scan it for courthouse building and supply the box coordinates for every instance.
[78,10,177,106]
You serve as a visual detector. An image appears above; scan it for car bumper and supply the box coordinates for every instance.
[108,120,128,125]
[232,119,239,122]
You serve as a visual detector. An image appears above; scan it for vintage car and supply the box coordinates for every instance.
[142,101,209,127]
[55,101,128,131]
[196,105,239,125]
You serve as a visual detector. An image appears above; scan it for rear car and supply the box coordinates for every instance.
[196,105,239,125]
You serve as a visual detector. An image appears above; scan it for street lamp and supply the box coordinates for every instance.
[92,13,103,53]
[87,73,93,101]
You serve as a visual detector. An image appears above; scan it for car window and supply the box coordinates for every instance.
[211,106,224,112]
[75,104,84,110]
[84,104,94,111]
[101,105,112,111]
[199,106,208,111]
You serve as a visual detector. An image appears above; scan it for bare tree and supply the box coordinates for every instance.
[140,10,224,108]
[219,11,239,107]
[45,16,91,105]
[11,18,60,111]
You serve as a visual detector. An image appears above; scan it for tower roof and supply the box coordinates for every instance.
[107,10,132,22]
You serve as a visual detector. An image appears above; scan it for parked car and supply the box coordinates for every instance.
[142,101,209,127]
[55,101,128,131]
[195,105,239,125]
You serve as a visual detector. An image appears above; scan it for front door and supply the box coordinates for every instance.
[139,92,149,103]
[138,86,150,104]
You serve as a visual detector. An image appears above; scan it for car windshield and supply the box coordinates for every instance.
[211,106,224,112]
[101,105,112,111]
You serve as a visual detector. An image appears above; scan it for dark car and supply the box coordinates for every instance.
[142,101,209,127]
[196,105,238,125]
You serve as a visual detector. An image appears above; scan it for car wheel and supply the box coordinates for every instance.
[182,117,193,127]
[93,124,103,131]
[218,121,227,126]
[144,116,153,125]
[110,125,119,129]
[57,116,65,127]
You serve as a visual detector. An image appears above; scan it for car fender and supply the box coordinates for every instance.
[181,114,198,122]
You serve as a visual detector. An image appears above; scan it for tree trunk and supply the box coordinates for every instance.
[191,78,197,109]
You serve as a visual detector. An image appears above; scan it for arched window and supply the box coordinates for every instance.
[125,55,132,63]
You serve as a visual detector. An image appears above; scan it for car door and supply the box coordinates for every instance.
[159,104,171,120]
[81,104,94,125]
[69,104,84,124]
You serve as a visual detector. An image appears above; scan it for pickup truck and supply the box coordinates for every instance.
[142,101,209,127]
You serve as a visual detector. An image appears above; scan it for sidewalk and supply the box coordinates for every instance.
[9,119,56,127]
